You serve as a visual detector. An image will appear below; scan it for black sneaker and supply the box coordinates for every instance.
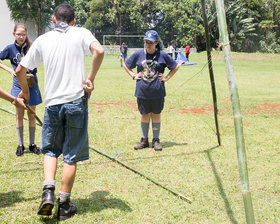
[29,144,41,154]
[37,185,55,216]
[16,145,25,156]
[57,198,78,221]
[152,138,162,151]
[134,138,149,150]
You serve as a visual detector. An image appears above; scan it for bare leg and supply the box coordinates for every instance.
[16,106,24,127]
[61,163,77,193]
[141,112,151,123]
[151,113,161,123]
[44,155,58,180]
[27,105,36,127]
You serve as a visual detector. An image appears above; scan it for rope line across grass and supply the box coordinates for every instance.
[0,106,192,203]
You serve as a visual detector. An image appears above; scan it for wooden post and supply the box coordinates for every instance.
[201,0,221,146]
[214,0,255,223]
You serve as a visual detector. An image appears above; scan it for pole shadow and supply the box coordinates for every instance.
[204,146,238,224]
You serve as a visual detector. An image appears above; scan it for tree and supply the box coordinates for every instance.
[160,0,204,48]
[6,0,72,36]
[85,0,162,46]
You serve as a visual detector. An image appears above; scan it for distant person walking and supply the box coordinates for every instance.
[0,23,42,156]
[185,42,190,61]
[123,30,179,151]
[120,42,128,67]
[16,3,104,221]
[166,42,174,58]
[174,43,179,60]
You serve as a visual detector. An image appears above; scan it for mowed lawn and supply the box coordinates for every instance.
[0,51,279,223]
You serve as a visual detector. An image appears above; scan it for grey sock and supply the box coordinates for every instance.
[16,126,24,146]
[59,192,71,202]
[44,180,55,187]
[29,126,36,145]
[152,123,161,139]
[141,122,150,139]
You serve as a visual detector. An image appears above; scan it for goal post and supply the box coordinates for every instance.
[102,34,144,47]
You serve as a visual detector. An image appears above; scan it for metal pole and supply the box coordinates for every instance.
[214,0,255,223]
[201,0,221,146]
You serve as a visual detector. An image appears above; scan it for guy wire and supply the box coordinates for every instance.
[169,50,221,136]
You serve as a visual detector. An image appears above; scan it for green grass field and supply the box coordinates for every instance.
[0,51,279,223]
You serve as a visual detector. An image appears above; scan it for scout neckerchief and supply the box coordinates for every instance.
[15,41,27,57]
[15,41,33,74]
[142,49,158,81]
[53,22,72,33]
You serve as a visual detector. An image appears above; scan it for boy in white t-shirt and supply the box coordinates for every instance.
[16,3,104,221]
[166,42,174,58]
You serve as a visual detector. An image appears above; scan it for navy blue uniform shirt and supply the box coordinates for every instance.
[125,49,177,99]
[0,41,42,105]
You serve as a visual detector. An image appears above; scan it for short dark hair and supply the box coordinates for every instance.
[54,3,75,24]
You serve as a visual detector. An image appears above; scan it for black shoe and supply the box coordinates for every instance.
[16,145,25,156]
[57,198,78,221]
[152,138,162,151]
[37,185,55,216]
[29,144,41,154]
[134,138,149,150]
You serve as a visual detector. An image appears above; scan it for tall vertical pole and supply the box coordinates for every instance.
[214,0,255,223]
[120,14,122,46]
[37,6,41,36]
[201,0,221,146]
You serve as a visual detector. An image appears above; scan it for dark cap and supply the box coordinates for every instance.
[144,30,159,42]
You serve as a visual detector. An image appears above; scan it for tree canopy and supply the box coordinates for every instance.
[6,0,280,53]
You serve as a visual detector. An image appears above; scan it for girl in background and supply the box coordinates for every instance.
[0,23,42,156]
[174,43,179,60]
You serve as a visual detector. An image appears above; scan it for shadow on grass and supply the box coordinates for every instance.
[0,191,37,208]
[1,167,41,175]
[38,191,132,223]
[75,190,132,214]
[157,141,188,149]
[39,216,59,224]
[204,146,238,224]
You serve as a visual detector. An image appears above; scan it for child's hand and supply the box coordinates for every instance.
[158,73,167,82]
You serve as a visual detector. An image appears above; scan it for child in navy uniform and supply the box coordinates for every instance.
[123,30,179,151]
[0,23,42,156]
[120,42,128,67]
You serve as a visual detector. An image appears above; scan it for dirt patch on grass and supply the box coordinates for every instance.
[89,102,120,113]
[245,103,280,115]
[89,101,280,118]
[127,101,138,111]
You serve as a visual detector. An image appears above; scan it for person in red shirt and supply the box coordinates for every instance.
[185,42,190,61]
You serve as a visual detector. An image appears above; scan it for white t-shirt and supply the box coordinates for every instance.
[20,26,97,107]
[167,45,174,54]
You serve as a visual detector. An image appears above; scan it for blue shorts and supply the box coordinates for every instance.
[137,98,164,115]
[41,97,89,164]
[121,53,127,59]
[11,75,42,106]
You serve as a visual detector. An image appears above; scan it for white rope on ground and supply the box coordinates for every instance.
[0,105,192,203]
[0,124,14,130]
